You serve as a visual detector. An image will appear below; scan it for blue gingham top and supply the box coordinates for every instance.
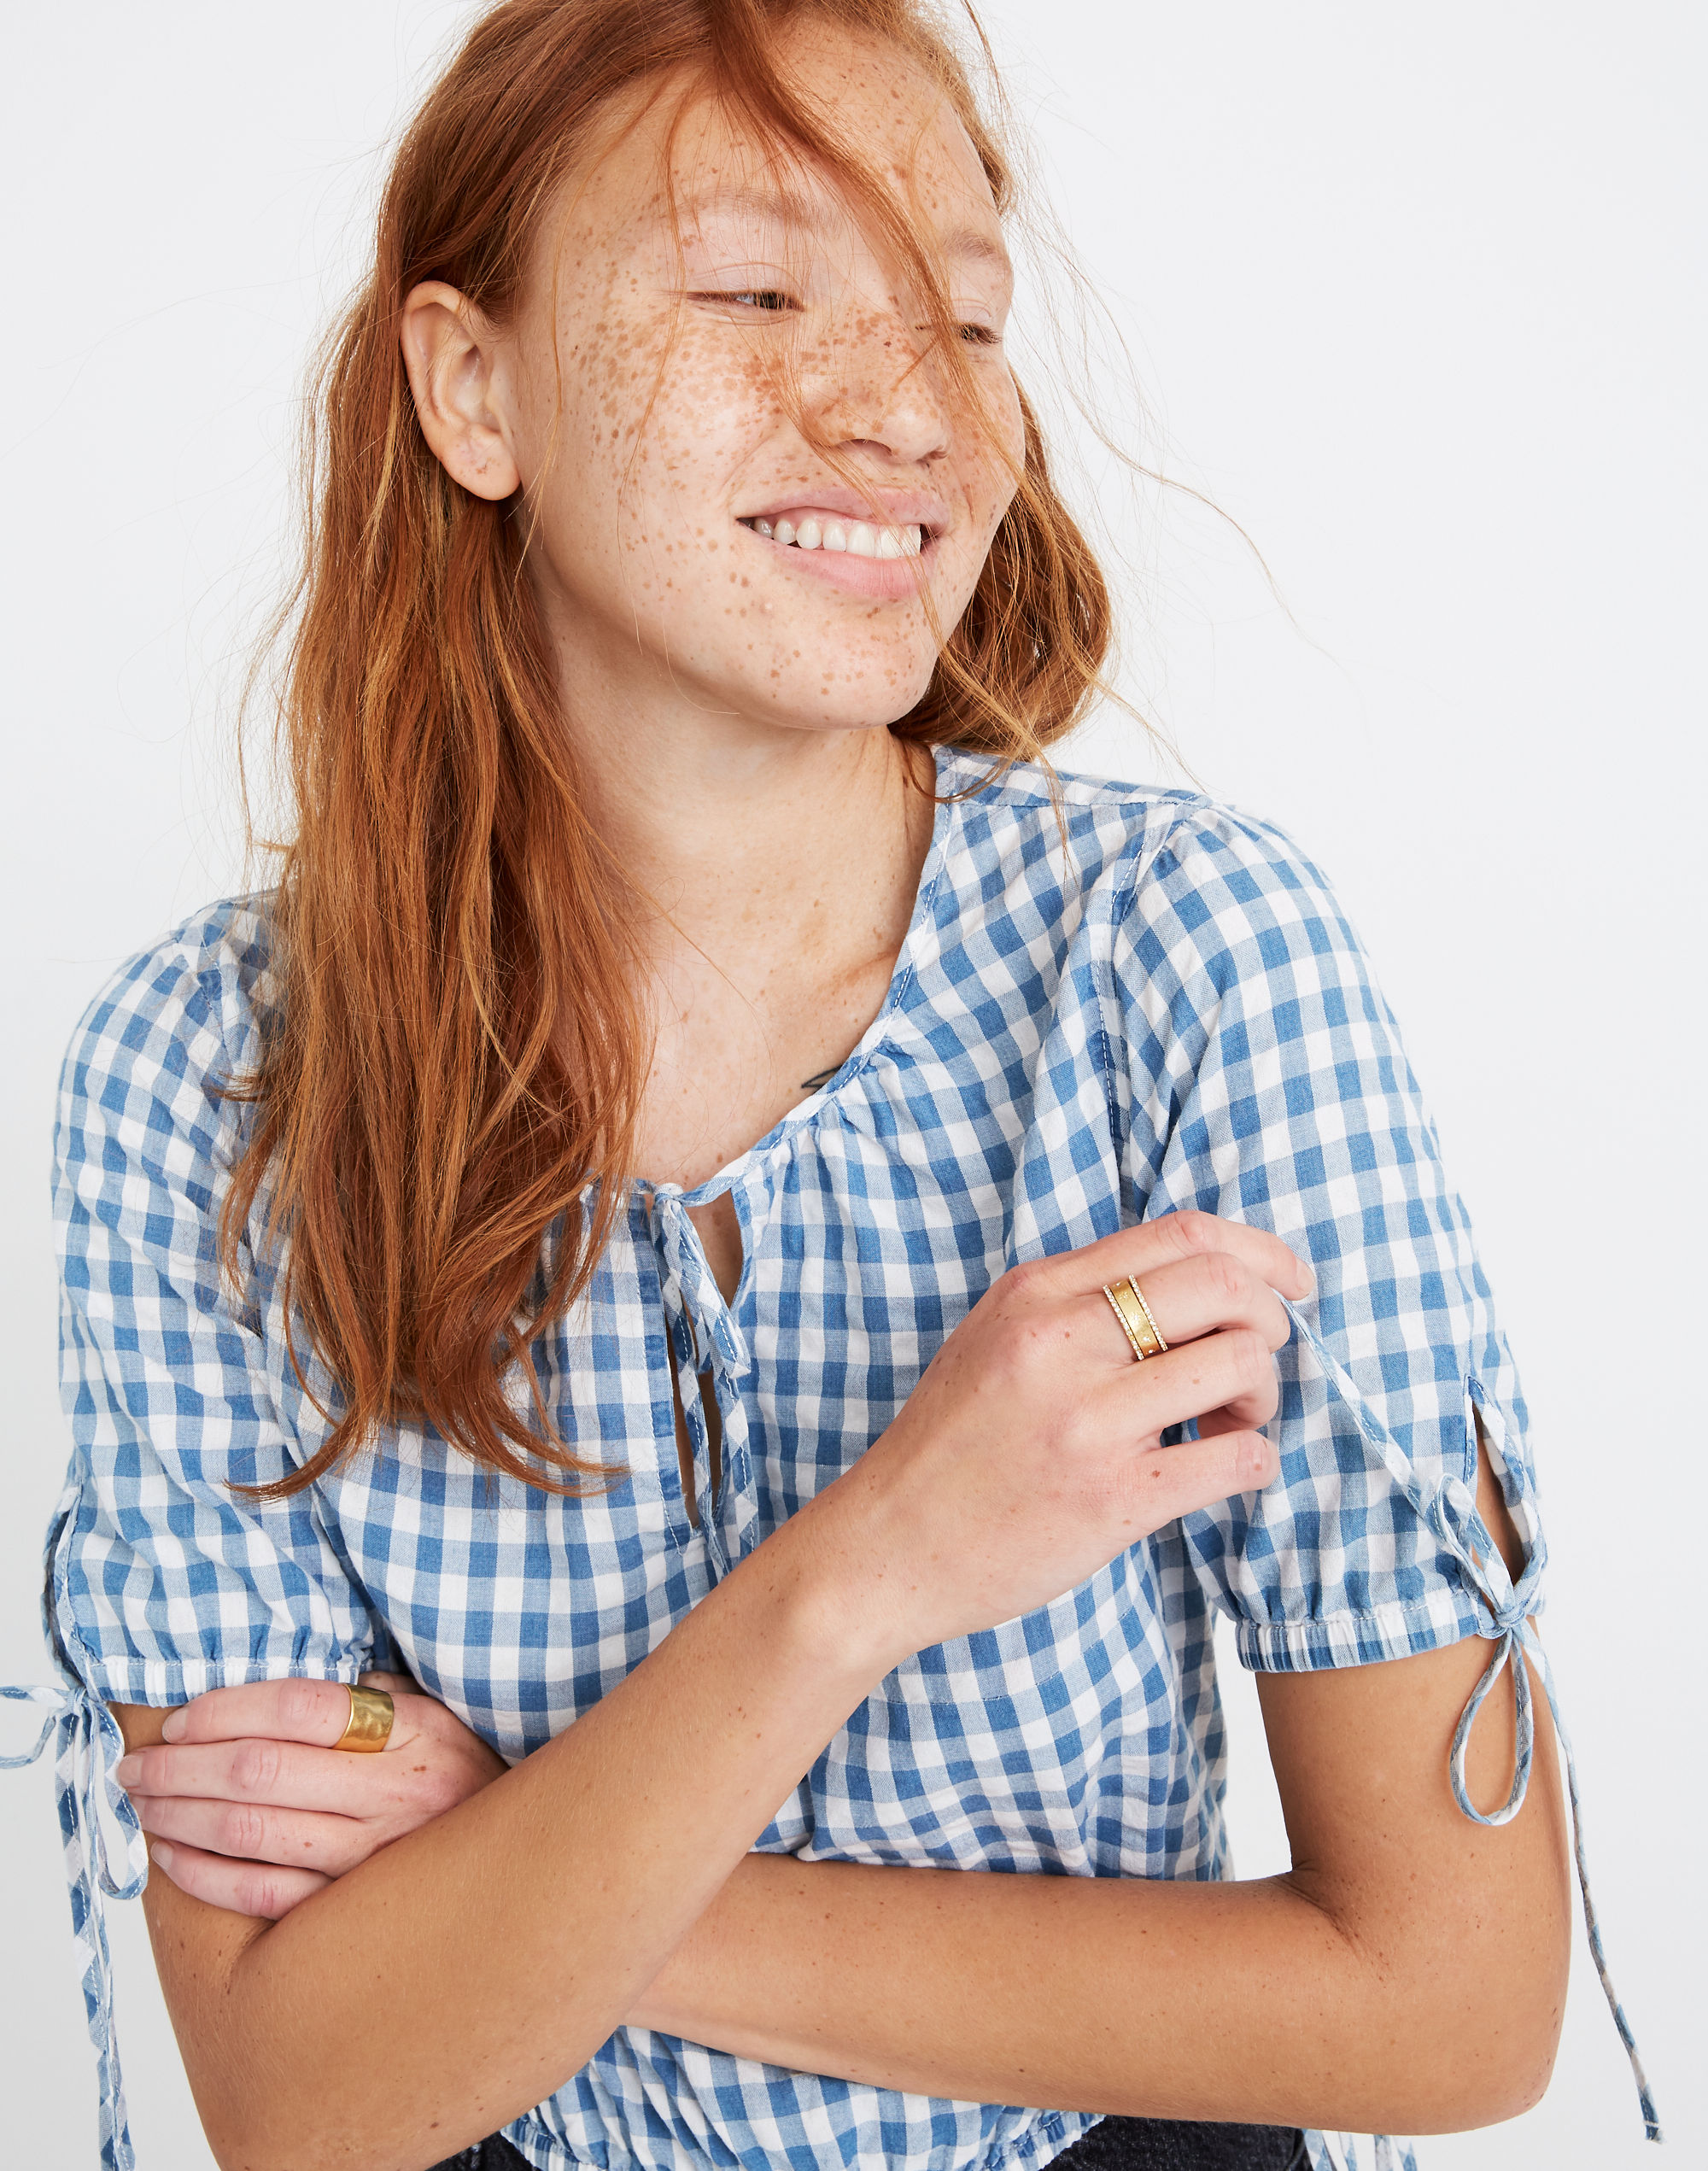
[3,748,1658,2171]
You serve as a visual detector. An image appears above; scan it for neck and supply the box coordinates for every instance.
[567,685,935,990]
[547,637,940,1197]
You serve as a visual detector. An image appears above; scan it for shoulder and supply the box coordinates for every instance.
[935,744,1185,863]
[1118,796,1365,994]
[935,746,1348,947]
[56,893,278,1167]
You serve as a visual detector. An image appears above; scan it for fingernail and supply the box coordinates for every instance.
[149,1842,175,1873]
[114,1755,139,1787]
[161,1708,186,1741]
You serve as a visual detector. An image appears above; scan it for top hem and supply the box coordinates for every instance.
[500,2106,1100,2171]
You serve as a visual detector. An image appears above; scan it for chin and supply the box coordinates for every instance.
[764,700,924,739]
[740,655,943,738]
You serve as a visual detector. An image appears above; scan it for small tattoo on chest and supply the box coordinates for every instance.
[799,1066,839,1091]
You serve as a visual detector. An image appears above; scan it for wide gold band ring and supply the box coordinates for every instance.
[333,1683,395,1753]
[1102,1277,1169,1362]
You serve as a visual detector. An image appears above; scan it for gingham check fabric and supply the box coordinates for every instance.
[7,747,1656,2171]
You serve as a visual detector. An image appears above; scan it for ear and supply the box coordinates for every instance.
[399,280,522,501]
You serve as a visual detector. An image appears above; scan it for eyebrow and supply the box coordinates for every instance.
[676,184,1013,279]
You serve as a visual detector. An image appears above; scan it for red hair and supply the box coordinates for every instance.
[229,0,1111,1496]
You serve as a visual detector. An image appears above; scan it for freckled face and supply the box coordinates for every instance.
[506,34,1023,734]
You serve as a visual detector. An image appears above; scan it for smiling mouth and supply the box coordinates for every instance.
[739,513,928,560]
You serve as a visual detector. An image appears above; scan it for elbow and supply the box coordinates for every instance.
[1457,1890,1573,2130]
[206,2136,271,2171]
[1345,1994,1565,2139]
[201,2098,395,2171]
[1389,1934,1570,2133]
[1488,1955,1571,2127]
[197,2085,301,2171]
[202,2116,377,2171]
[189,2033,348,2171]
[1313,1865,1571,2137]
[199,2077,461,2171]
[1433,1998,1565,2132]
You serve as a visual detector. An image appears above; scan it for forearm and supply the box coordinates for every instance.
[148,1513,886,2171]
[635,1852,1354,2118]
[631,1633,1569,2137]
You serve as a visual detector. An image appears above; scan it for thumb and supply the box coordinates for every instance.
[358,1669,423,1695]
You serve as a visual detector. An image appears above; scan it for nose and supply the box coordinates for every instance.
[801,305,953,467]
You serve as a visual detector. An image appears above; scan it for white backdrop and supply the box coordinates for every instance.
[2,3,1701,2164]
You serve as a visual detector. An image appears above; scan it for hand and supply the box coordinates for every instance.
[114,1671,508,1920]
[806,1210,1313,1665]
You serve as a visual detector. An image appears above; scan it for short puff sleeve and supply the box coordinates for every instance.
[1113,805,1542,1673]
[46,899,391,1707]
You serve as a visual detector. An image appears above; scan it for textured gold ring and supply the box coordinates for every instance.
[1102,1277,1169,1362]
[333,1684,395,1753]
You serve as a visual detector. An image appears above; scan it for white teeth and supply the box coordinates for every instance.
[750,514,927,558]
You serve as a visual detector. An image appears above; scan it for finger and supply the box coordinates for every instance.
[1114,1429,1280,1530]
[159,1677,360,1749]
[1194,1403,1270,1441]
[1089,1325,1282,1440]
[1038,1210,1313,1305]
[1089,1249,1292,1356]
[147,1837,330,1922]
[117,1735,418,1817]
[358,1670,422,1695]
[133,1791,371,1874]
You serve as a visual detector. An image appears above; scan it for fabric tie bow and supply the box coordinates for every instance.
[2,1677,148,2171]
[1284,1301,1662,2151]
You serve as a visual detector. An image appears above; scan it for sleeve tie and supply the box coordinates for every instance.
[1284,1301,1664,2147]
[2,1678,147,2171]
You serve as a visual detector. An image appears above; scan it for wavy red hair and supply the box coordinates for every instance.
[229,0,1111,1496]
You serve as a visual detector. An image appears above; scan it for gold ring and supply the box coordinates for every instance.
[333,1684,395,1753]
[1103,1277,1168,1362]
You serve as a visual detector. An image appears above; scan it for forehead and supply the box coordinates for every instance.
[567,30,1005,267]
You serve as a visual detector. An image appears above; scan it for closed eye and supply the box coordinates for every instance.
[689,289,798,315]
[958,322,1003,347]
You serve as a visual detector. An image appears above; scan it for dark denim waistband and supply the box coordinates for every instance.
[429,2115,1308,2171]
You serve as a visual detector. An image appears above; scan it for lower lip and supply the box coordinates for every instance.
[740,524,933,600]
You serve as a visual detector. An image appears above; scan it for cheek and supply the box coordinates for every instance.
[972,373,1026,532]
[616,335,780,518]
[608,363,774,619]
[531,322,779,607]
[928,379,1025,622]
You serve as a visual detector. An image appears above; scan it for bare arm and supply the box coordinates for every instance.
[118,1528,886,2171]
[110,1214,1307,2171]
[622,1434,1571,2137]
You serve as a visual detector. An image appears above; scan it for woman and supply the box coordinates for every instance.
[1,3,1658,2169]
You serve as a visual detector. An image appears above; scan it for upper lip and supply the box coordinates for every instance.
[739,486,951,535]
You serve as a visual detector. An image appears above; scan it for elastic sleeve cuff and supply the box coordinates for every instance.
[60,1647,377,1709]
[1234,1582,1487,1673]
